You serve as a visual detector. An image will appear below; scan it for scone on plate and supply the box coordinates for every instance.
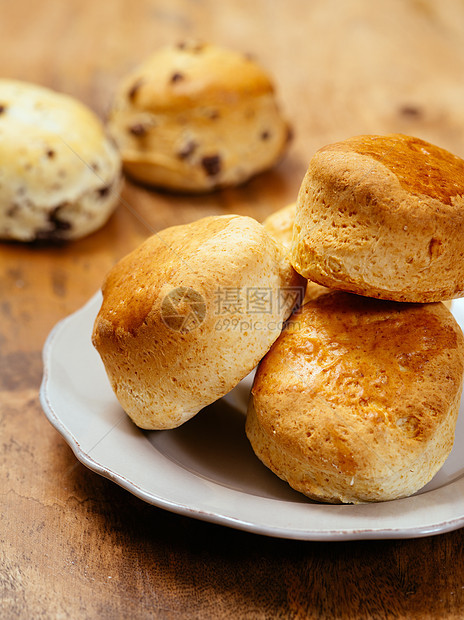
[263,203,328,302]
[0,79,121,241]
[291,134,464,302]
[92,215,305,430]
[107,41,291,192]
[246,291,464,503]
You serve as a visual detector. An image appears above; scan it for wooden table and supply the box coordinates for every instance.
[2,1,464,617]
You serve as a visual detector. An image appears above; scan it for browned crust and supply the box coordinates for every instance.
[247,292,464,503]
[320,134,464,205]
[92,215,305,429]
[291,134,464,302]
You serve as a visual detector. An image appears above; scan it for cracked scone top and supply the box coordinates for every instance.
[246,292,464,503]
[107,41,291,192]
[291,134,464,302]
[0,79,121,241]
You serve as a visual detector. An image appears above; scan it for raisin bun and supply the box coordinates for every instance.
[246,292,464,503]
[107,41,291,192]
[291,134,464,302]
[92,215,305,430]
[263,203,328,301]
[0,79,121,241]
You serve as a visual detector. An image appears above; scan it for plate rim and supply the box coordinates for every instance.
[39,293,464,541]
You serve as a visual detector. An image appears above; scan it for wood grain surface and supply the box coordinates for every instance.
[2,0,464,617]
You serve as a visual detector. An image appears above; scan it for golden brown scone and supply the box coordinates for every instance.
[263,203,328,302]
[246,292,464,503]
[0,79,121,241]
[107,41,291,192]
[291,134,464,302]
[92,215,305,430]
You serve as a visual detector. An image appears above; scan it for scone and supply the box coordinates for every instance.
[246,292,464,503]
[0,79,122,241]
[107,41,291,192]
[263,203,328,301]
[92,215,305,430]
[291,134,464,302]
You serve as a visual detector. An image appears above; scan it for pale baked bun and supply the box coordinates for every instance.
[263,203,328,302]
[246,292,464,503]
[92,214,305,430]
[107,41,291,192]
[0,79,121,241]
[262,203,296,249]
[291,134,464,302]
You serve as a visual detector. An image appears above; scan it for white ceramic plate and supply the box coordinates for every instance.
[40,294,464,541]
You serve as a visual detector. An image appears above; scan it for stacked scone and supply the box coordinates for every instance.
[93,132,464,505]
[247,133,464,503]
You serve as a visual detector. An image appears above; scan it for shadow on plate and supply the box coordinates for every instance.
[144,387,464,501]
[145,399,313,503]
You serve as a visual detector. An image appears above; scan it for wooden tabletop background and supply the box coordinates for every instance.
[2,0,464,617]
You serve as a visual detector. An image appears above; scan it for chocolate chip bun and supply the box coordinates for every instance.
[246,292,464,503]
[0,79,121,241]
[291,134,464,302]
[92,215,305,430]
[107,41,291,192]
[263,203,328,301]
